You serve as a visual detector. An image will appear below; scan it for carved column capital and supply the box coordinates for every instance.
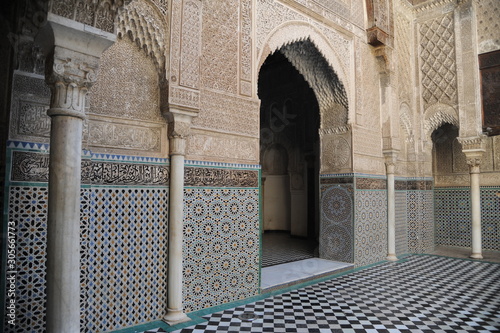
[165,105,199,155]
[383,149,399,174]
[458,135,487,174]
[45,48,101,119]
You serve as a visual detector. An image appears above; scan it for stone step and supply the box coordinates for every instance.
[261,258,354,293]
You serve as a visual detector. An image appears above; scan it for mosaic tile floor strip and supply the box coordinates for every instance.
[174,255,500,333]
[262,232,317,267]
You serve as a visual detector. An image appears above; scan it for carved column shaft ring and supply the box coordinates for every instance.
[47,108,87,120]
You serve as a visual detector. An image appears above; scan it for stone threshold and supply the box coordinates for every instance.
[261,258,354,293]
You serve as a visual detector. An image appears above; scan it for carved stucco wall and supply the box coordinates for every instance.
[50,0,124,33]
[88,37,168,156]
[183,0,261,164]
[476,0,500,54]
[352,39,385,175]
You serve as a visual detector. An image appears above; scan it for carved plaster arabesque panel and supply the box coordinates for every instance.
[50,0,124,33]
[87,119,163,153]
[9,74,51,143]
[320,132,352,174]
[351,125,382,158]
[354,42,381,129]
[193,89,260,137]
[89,37,163,122]
[240,0,253,96]
[201,0,238,94]
[419,12,458,108]
[180,0,201,89]
[186,130,259,163]
[395,12,412,103]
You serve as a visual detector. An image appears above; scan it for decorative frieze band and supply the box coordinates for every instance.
[11,151,169,185]
[11,151,259,187]
[395,180,434,190]
[184,167,259,188]
[11,151,50,182]
[356,178,387,190]
[89,161,169,185]
[320,177,354,185]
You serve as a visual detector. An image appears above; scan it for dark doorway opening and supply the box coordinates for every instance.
[259,50,320,267]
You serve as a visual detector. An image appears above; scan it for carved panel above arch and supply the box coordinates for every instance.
[89,37,163,122]
[117,0,168,77]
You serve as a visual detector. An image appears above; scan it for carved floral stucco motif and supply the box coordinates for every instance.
[201,0,238,94]
[193,89,260,137]
[180,1,201,89]
[89,38,162,122]
[321,134,351,172]
[50,0,125,33]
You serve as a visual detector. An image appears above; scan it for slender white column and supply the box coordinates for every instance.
[386,170,397,261]
[164,136,190,325]
[46,109,84,333]
[469,162,482,259]
[384,150,398,261]
[458,136,486,260]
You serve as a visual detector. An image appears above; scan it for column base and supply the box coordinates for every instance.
[164,308,190,326]
[386,254,398,261]
[470,253,483,259]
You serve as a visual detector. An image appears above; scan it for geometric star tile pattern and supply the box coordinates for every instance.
[183,188,260,313]
[435,188,500,251]
[175,255,500,333]
[354,190,387,267]
[85,187,168,333]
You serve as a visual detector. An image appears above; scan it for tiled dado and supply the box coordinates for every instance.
[435,187,500,251]
[319,183,355,263]
[396,179,435,255]
[182,166,260,313]
[319,176,389,267]
[353,177,387,268]
[4,147,170,333]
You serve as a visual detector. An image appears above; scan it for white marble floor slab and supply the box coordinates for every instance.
[261,258,353,291]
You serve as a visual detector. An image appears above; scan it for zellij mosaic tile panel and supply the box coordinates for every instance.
[182,188,260,312]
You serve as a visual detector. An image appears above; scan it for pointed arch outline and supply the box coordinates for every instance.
[257,21,353,124]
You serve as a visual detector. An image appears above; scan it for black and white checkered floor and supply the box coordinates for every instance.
[171,255,500,333]
[262,232,318,267]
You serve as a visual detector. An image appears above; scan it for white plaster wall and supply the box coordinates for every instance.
[263,175,291,231]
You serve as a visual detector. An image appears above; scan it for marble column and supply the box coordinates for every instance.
[384,150,399,261]
[45,49,98,333]
[164,109,196,325]
[37,15,115,332]
[458,136,486,259]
